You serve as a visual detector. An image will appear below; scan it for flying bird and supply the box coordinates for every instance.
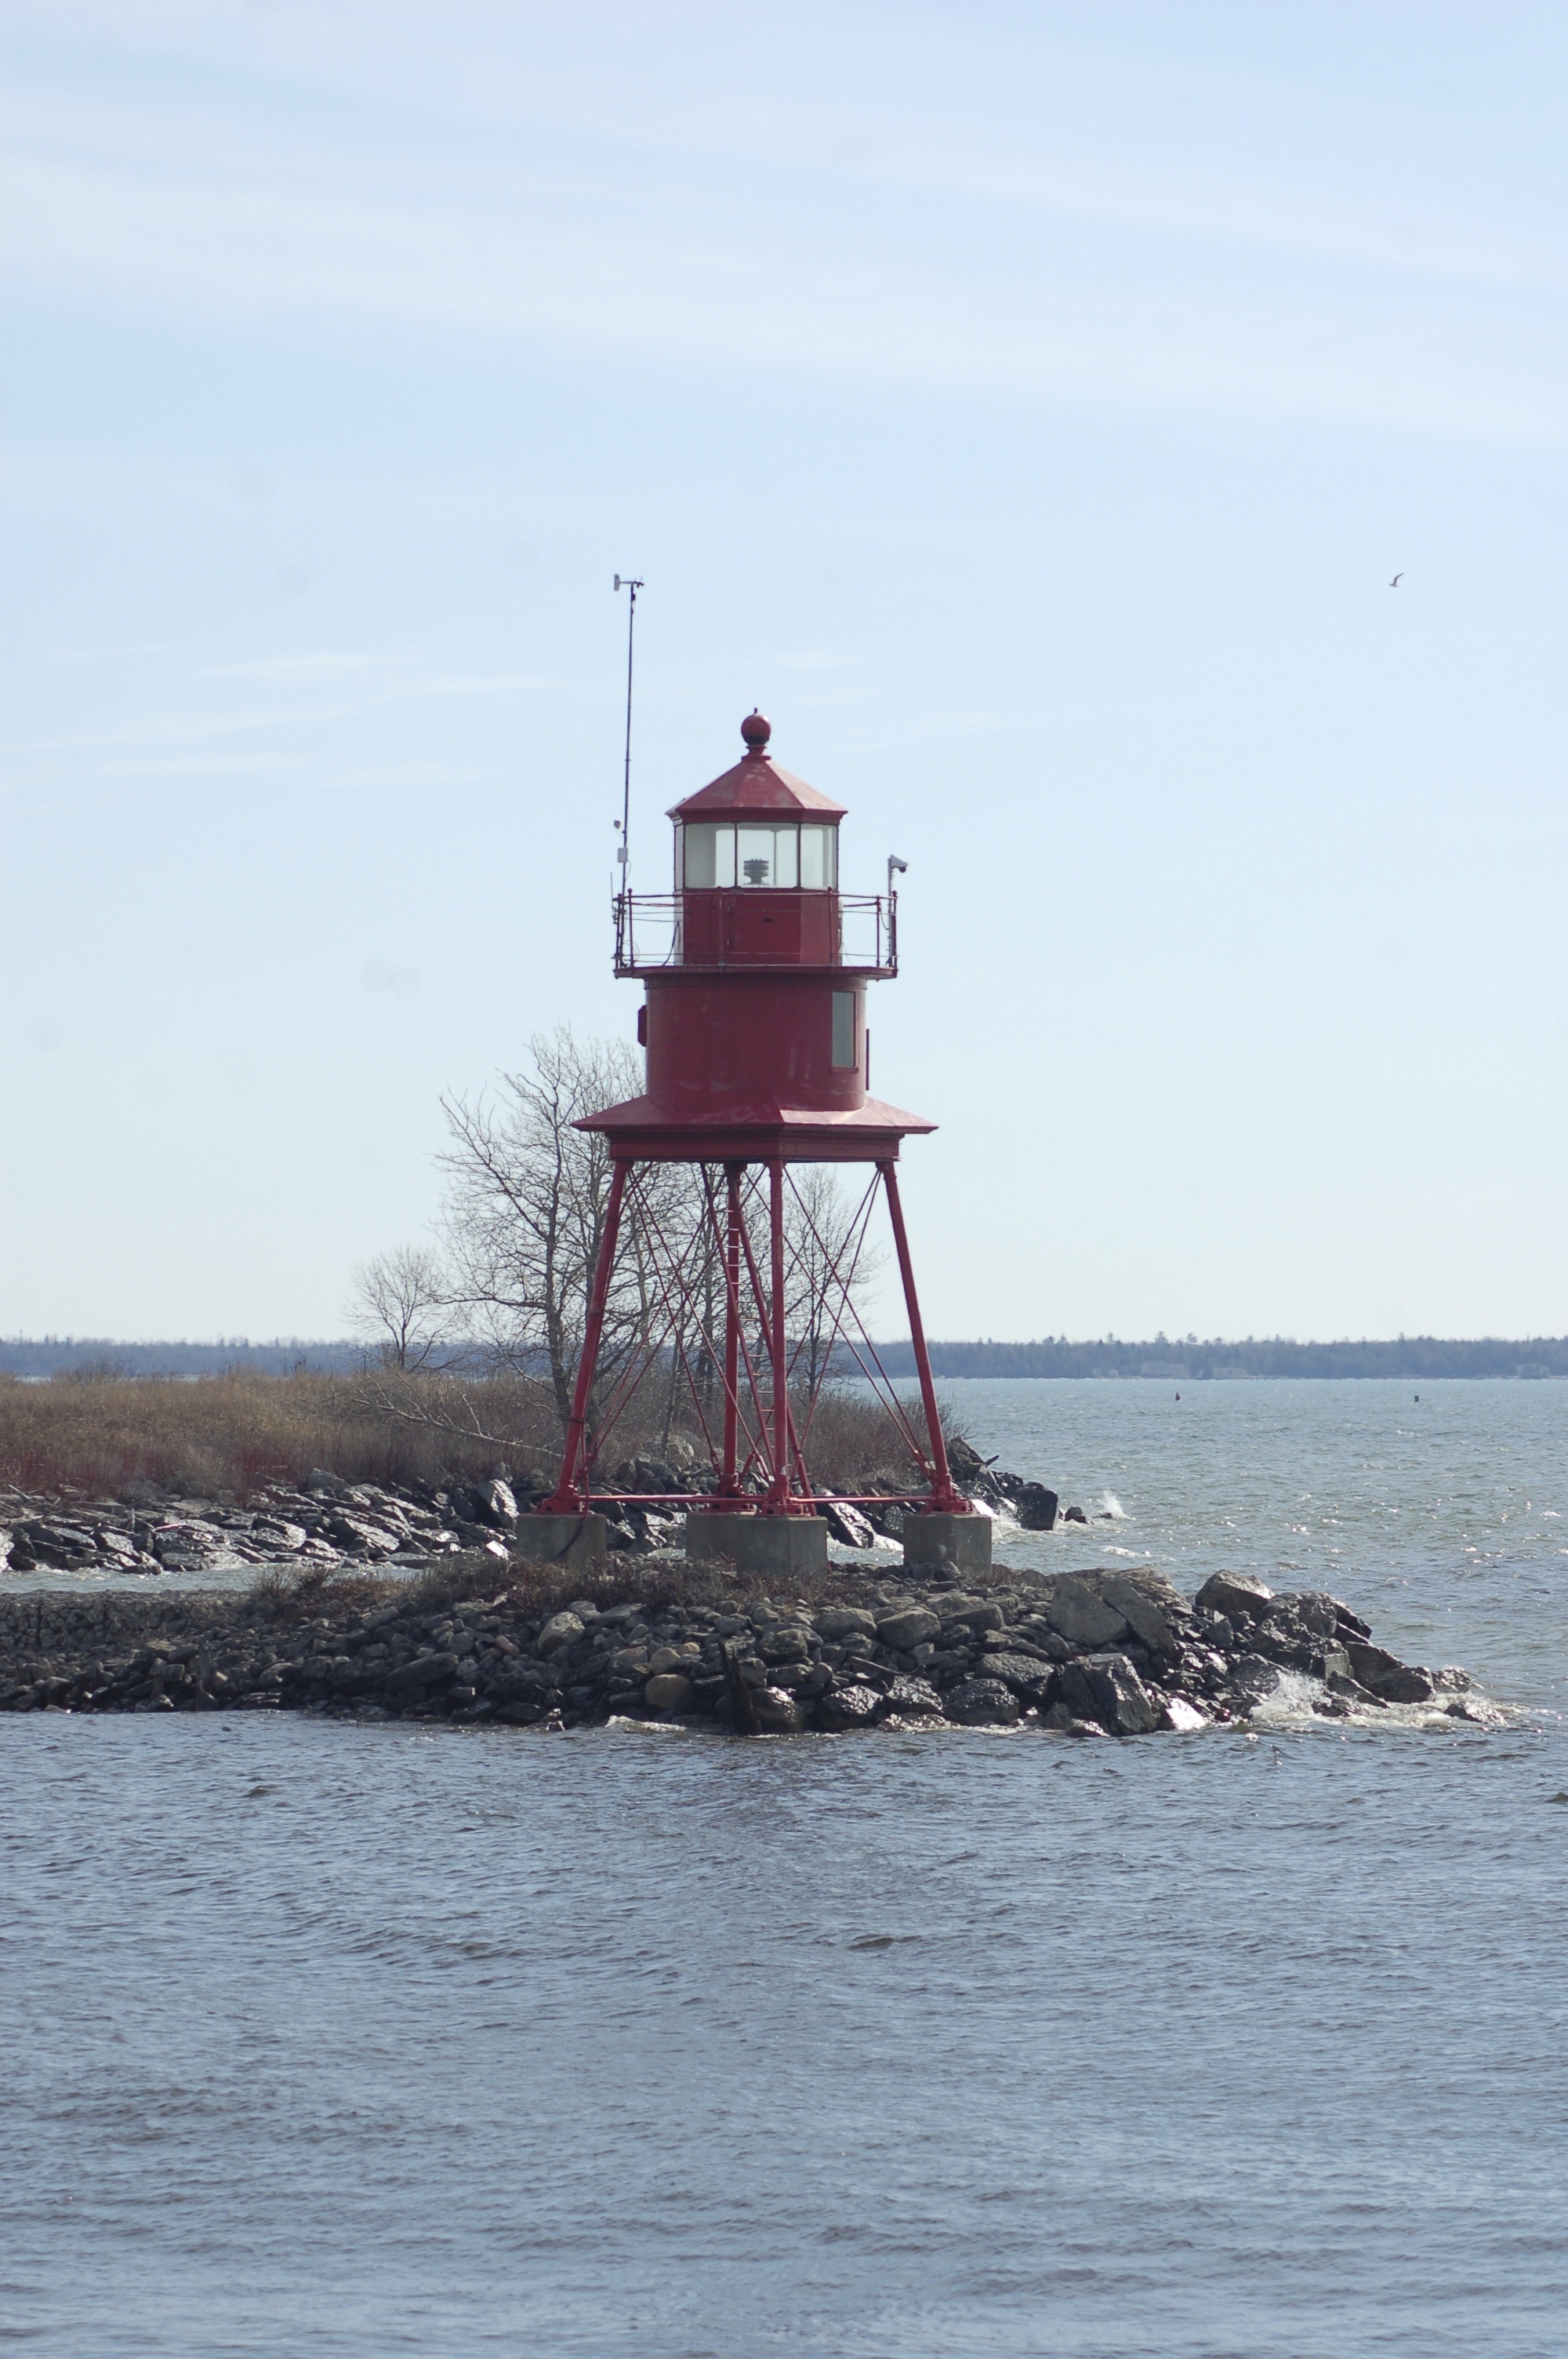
[1389,572,1403,587]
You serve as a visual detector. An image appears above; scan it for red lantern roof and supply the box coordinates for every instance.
[667,711,847,823]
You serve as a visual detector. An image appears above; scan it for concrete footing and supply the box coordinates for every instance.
[684,1511,828,1576]
[511,1514,608,1571]
[902,1511,993,1576]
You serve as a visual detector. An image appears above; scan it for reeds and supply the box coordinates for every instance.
[0,1368,935,1503]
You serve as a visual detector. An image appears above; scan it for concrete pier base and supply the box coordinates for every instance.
[511,1514,608,1571]
[684,1512,828,1577]
[902,1511,993,1577]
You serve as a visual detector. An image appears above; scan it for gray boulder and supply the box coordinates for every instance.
[1194,1571,1273,1620]
[1053,1653,1159,1735]
[758,1624,816,1663]
[818,1499,879,1548]
[943,1677,1021,1726]
[978,1651,1056,1703]
[1344,1643,1436,1703]
[876,1606,942,1652]
[817,1682,882,1730]
[644,1672,694,1713]
[1094,1574,1183,1655]
[1230,1654,1283,1704]
[938,1597,1004,1634]
[1040,1703,1107,1736]
[479,1478,519,1527]
[750,1685,808,1732]
[1014,1483,1059,1531]
[1041,1577,1128,1650]
[1377,1664,1436,1703]
[535,1612,585,1658]
[876,1677,945,1720]
[1249,1604,1320,1670]
[815,1606,879,1641]
[385,1651,460,1693]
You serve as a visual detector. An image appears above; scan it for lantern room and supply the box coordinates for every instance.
[668,709,846,969]
[597,709,913,1158]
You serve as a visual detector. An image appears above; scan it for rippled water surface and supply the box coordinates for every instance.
[5,1380,1567,2357]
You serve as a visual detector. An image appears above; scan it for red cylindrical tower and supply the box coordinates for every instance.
[543,711,978,1572]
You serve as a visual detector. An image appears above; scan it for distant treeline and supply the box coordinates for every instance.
[874,1336,1568,1380]
[5,1333,1567,1383]
[0,1338,365,1379]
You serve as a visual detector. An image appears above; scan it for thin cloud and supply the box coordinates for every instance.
[4,671,546,763]
[193,652,395,679]
[92,754,309,777]
[390,674,550,700]
[2,57,1564,442]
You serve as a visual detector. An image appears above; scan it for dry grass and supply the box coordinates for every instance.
[0,1370,557,1500]
[0,1368,939,1504]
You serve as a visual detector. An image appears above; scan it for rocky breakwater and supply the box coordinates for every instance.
[0,1558,1486,1735]
[0,1452,1066,1575]
[0,1471,535,1578]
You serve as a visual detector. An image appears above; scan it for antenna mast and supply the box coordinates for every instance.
[613,573,643,877]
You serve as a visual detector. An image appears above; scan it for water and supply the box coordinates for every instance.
[947,1376,1568,1715]
[4,1379,1566,2357]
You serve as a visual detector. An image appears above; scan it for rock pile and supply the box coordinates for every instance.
[0,1559,1483,1734]
[0,1451,1070,1576]
[0,1472,532,1577]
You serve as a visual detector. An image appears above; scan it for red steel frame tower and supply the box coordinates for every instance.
[539,711,983,1575]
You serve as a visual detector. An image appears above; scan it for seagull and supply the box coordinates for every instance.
[1389,572,1403,587]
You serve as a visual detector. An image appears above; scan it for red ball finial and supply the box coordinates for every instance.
[741,708,771,751]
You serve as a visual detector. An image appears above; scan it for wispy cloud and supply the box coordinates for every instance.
[193,652,394,680]
[2,18,1565,440]
[390,674,550,700]
[4,668,546,765]
[93,754,308,777]
[6,703,356,757]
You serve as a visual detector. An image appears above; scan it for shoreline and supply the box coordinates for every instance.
[0,1446,1063,1584]
[0,1551,1491,1738]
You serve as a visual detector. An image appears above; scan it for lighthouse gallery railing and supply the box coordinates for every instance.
[612,891,898,976]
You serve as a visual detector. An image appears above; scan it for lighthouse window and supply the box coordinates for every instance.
[680,820,834,889]
[800,826,836,889]
[681,823,735,889]
[831,990,856,1068]
[738,826,775,885]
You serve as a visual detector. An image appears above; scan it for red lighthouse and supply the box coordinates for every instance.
[536,710,987,1579]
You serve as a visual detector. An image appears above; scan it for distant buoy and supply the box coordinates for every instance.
[1175,1392,1181,1401]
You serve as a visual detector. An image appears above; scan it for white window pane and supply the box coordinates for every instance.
[738,826,772,886]
[832,990,855,1067]
[773,827,798,888]
[684,824,717,889]
[800,826,826,888]
[715,826,735,887]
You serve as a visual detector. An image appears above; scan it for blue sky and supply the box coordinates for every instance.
[2,0,1566,1343]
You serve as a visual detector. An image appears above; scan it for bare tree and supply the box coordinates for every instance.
[436,1034,886,1463]
[439,1027,694,1430]
[784,1163,886,1395]
[345,1245,452,1372]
